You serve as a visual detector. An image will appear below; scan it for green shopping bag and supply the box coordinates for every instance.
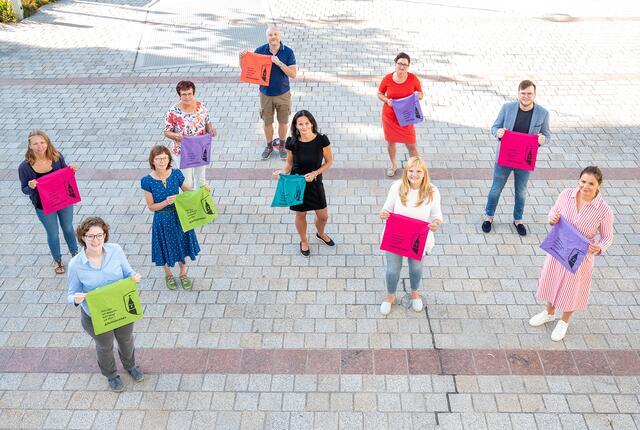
[175,186,218,232]
[85,277,143,335]
[271,174,306,207]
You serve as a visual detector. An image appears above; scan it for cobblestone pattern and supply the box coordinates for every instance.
[0,372,639,429]
[1,179,638,351]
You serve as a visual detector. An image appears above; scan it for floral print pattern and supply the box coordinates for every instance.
[163,101,210,156]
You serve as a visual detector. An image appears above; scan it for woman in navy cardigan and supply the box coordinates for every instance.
[18,130,79,274]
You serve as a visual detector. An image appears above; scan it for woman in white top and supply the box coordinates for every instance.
[379,157,443,315]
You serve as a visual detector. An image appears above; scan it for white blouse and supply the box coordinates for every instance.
[382,180,443,254]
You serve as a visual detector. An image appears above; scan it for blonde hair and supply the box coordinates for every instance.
[25,130,60,165]
[399,156,434,207]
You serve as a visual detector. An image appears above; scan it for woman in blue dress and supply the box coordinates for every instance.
[141,145,201,290]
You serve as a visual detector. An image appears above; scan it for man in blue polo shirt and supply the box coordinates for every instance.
[240,25,297,160]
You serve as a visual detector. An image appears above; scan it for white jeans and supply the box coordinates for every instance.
[171,150,208,188]
[182,165,207,188]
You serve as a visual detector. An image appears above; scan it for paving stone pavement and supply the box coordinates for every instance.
[1,0,640,428]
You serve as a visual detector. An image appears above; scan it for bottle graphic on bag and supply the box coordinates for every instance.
[411,234,421,255]
[526,148,533,166]
[201,145,208,162]
[294,186,301,202]
[415,105,422,120]
[66,182,76,198]
[261,65,268,82]
[568,248,581,269]
[203,199,214,215]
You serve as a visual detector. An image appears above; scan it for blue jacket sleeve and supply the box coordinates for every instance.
[18,163,32,196]
[58,154,67,169]
[490,104,507,139]
[539,110,551,144]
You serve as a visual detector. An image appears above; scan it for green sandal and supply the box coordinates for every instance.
[179,274,192,290]
[165,276,177,290]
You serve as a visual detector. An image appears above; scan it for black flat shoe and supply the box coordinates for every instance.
[513,222,527,236]
[299,242,310,257]
[481,220,492,233]
[316,233,335,246]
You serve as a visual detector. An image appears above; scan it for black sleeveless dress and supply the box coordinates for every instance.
[285,134,331,212]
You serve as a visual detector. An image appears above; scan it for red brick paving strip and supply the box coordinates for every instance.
[537,350,579,375]
[1,168,639,182]
[3,347,639,375]
[572,350,613,376]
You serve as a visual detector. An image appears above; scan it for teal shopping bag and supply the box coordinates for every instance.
[271,174,306,207]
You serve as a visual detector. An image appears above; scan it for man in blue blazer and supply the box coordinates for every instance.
[482,80,551,236]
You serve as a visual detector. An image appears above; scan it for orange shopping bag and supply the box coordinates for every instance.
[240,52,273,86]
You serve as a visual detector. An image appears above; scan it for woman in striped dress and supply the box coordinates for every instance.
[529,166,613,341]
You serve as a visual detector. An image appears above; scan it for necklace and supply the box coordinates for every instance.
[154,170,170,187]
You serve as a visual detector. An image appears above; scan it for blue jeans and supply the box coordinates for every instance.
[35,205,78,260]
[385,252,423,294]
[484,163,531,222]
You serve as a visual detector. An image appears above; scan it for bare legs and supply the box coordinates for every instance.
[387,142,420,170]
[278,122,288,142]
[545,302,573,322]
[264,123,274,144]
[295,208,329,251]
[163,262,187,277]
[387,142,397,170]
[263,122,288,144]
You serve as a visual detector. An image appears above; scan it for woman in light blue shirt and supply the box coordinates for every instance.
[67,217,143,392]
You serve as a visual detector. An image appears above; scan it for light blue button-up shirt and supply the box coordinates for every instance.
[67,243,135,317]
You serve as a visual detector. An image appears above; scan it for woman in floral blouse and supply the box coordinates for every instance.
[163,80,217,188]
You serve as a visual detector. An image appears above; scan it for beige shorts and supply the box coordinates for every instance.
[259,91,291,125]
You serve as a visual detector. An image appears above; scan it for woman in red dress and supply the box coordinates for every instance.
[377,52,424,177]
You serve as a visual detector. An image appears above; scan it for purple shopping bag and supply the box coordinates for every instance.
[540,216,590,273]
[179,134,212,169]
[392,92,424,126]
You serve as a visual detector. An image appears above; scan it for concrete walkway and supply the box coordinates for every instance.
[1,0,639,428]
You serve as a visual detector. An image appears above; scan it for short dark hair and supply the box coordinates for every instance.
[76,217,110,248]
[394,52,411,65]
[148,145,173,170]
[580,165,603,184]
[518,80,536,92]
[176,80,196,95]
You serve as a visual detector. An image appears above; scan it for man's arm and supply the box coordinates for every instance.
[490,104,507,139]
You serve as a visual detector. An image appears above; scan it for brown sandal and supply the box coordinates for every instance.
[54,259,65,275]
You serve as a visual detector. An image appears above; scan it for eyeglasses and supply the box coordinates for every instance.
[396,62,409,67]
[84,233,105,241]
[154,156,170,162]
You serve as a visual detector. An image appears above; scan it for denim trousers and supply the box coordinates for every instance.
[34,205,78,261]
[81,309,136,379]
[484,163,531,222]
[385,252,423,294]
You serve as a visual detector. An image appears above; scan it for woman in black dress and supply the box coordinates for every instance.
[273,110,334,256]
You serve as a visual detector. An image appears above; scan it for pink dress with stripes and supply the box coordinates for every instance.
[536,187,614,312]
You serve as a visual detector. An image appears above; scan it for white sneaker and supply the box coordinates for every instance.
[551,320,569,341]
[528,310,556,327]
[411,297,424,312]
[380,300,392,316]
